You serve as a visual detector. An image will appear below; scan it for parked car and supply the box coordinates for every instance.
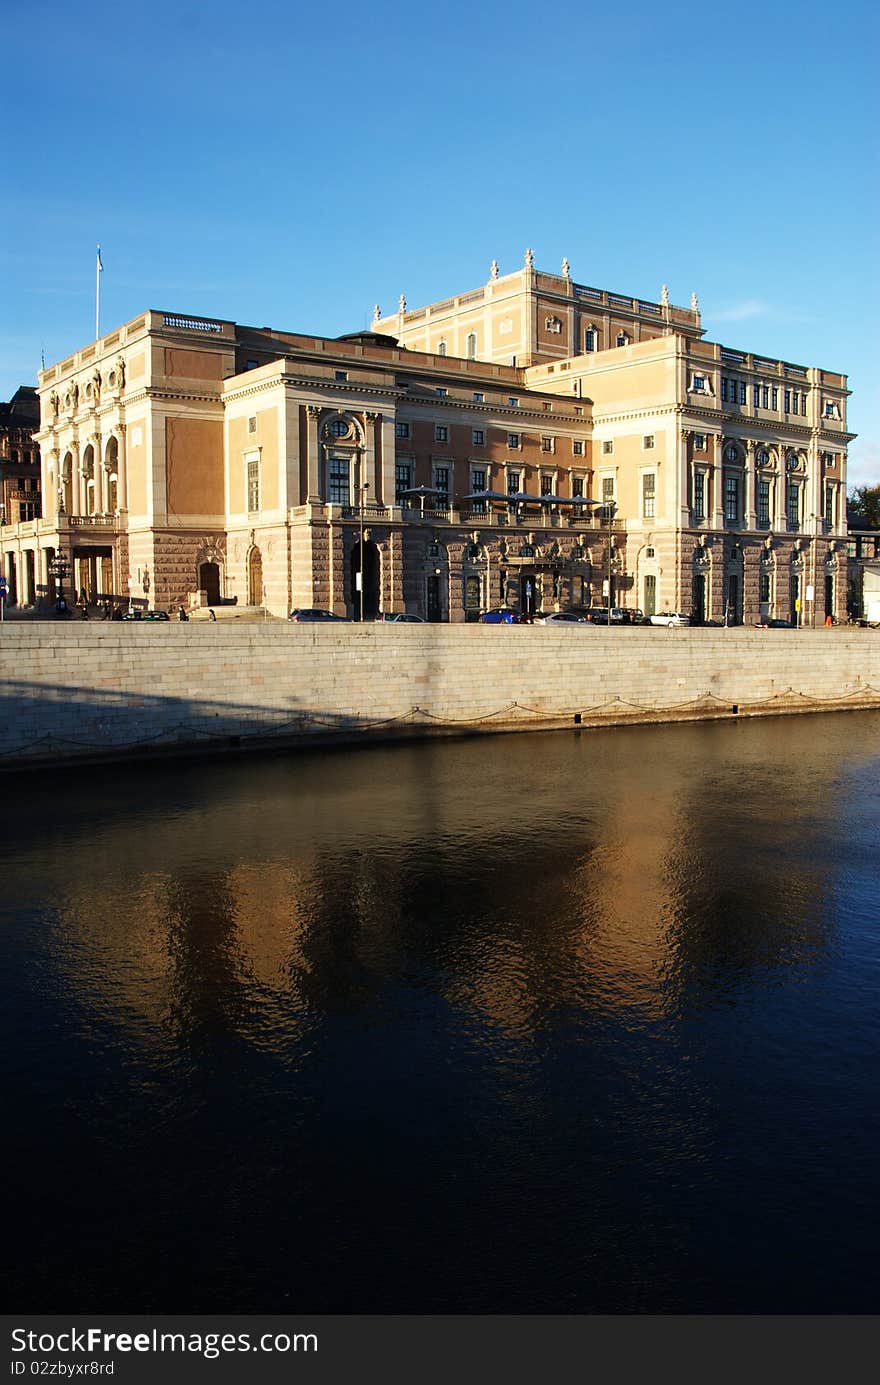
[532,611,587,625]
[288,608,349,622]
[375,612,425,623]
[648,612,691,627]
[142,609,170,621]
[584,607,609,624]
[754,618,795,629]
[479,608,520,624]
[624,608,648,625]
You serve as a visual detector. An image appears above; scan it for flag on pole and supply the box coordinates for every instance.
[97,244,103,272]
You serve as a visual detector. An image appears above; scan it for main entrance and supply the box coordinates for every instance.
[691,573,706,624]
[248,547,263,606]
[351,540,380,620]
[199,561,221,605]
[520,573,539,618]
[427,574,442,622]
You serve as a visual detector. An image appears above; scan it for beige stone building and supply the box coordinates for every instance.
[10,252,852,624]
[378,252,853,623]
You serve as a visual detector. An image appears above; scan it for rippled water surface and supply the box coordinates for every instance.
[5,713,880,1312]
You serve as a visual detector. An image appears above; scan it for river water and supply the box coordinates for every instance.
[5,712,880,1313]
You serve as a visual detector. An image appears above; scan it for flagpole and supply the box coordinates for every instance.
[95,245,102,340]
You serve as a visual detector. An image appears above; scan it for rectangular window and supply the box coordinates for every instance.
[328,456,349,505]
[642,472,656,518]
[724,473,739,522]
[335,370,348,382]
[791,391,799,414]
[507,432,521,449]
[508,397,519,407]
[507,470,520,506]
[248,416,257,434]
[787,482,800,528]
[739,381,746,405]
[584,329,596,352]
[757,478,770,525]
[473,392,484,403]
[771,387,778,410]
[435,425,448,443]
[694,471,705,521]
[541,436,555,453]
[784,389,791,413]
[572,476,584,497]
[721,378,729,403]
[572,440,584,456]
[759,571,770,602]
[395,463,412,503]
[692,374,706,392]
[434,467,449,507]
[753,384,761,407]
[435,387,447,398]
[694,433,706,451]
[395,421,410,439]
[471,469,486,513]
[472,429,484,446]
[540,474,553,495]
[762,386,769,408]
[825,483,834,526]
[643,435,654,449]
[801,394,807,417]
[602,440,614,455]
[247,458,260,512]
[602,476,615,503]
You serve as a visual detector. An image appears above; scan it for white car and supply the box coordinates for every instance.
[647,612,690,628]
[531,611,587,626]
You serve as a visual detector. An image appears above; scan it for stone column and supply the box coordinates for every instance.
[305,405,321,502]
[117,425,128,512]
[774,449,787,531]
[744,439,757,530]
[379,413,396,509]
[364,411,379,499]
[679,429,691,526]
[70,441,81,515]
[712,435,725,527]
[807,432,822,536]
[91,434,103,513]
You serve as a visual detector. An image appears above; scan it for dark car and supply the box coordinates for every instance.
[584,607,609,624]
[754,618,795,629]
[288,608,349,622]
[479,608,520,624]
[375,612,425,623]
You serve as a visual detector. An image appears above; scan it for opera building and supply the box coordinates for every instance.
[5,251,853,623]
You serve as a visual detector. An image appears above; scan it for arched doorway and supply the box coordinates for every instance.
[248,547,263,606]
[199,561,221,605]
[350,540,380,620]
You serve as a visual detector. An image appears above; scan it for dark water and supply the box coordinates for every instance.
[4,713,880,1313]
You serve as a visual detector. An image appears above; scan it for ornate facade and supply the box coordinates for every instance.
[7,254,853,624]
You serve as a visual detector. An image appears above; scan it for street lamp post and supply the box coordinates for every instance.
[49,549,70,614]
[605,500,617,619]
[0,501,6,621]
[358,479,369,622]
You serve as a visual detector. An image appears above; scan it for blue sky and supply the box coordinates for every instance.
[3,0,877,485]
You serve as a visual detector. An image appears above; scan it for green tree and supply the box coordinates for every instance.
[848,483,880,528]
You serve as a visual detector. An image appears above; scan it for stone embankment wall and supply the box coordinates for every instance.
[1,625,879,768]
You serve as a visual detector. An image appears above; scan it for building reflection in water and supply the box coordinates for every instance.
[5,709,879,1311]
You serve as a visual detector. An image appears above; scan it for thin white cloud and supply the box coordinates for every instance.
[711,299,768,322]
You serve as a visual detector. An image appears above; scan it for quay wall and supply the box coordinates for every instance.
[1,625,879,767]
